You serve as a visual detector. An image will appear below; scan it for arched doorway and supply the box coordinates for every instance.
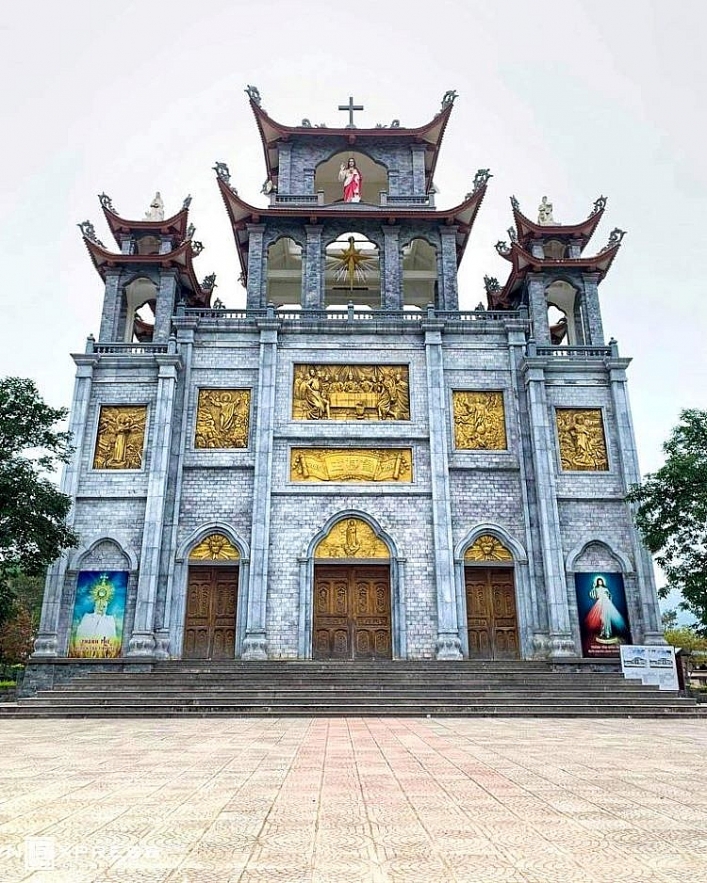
[183,533,240,659]
[312,517,392,660]
[464,535,519,660]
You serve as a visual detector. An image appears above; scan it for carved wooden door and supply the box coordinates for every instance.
[183,566,238,659]
[313,565,392,660]
[465,567,518,660]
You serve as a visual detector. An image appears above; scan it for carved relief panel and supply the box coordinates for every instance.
[314,518,390,560]
[464,535,513,562]
[93,405,147,470]
[292,364,410,421]
[556,408,609,471]
[189,534,240,561]
[194,389,251,449]
[291,448,412,483]
[452,391,507,450]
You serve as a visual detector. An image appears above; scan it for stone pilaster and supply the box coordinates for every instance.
[156,317,198,658]
[424,319,462,660]
[242,310,280,660]
[382,226,402,309]
[411,144,426,196]
[581,273,605,345]
[246,224,266,310]
[527,274,551,345]
[438,227,459,310]
[33,345,99,657]
[523,349,575,656]
[607,349,663,642]
[128,341,182,656]
[153,269,178,342]
[98,268,123,341]
[303,225,324,309]
[277,142,292,194]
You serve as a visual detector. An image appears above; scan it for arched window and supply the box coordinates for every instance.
[325,232,380,308]
[402,237,437,308]
[123,277,157,342]
[546,280,580,345]
[266,237,303,307]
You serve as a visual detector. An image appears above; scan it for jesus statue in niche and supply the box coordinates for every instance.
[338,157,362,202]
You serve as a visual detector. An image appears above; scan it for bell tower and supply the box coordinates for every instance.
[489,195,625,347]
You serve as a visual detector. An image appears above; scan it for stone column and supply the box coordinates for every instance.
[153,269,178,342]
[382,226,402,309]
[246,224,266,310]
[581,273,605,345]
[411,144,426,196]
[303,225,324,309]
[607,348,664,642]
[438,227,459,311]
[423,318,462,659]
[242,309,280,659]
[98,269,123,341]
[527,274,551,345]
[523,350,575,656]
[33,345,99,657]
[128,342,182,655]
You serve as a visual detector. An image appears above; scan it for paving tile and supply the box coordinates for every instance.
[1,718,706,882]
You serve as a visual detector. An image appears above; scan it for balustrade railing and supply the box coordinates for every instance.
[89,341,171,355]
[533,344,615,359]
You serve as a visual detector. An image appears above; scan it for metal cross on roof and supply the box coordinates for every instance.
[338,96,364,128]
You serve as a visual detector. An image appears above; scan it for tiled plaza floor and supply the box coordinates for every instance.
[0,718,706,882]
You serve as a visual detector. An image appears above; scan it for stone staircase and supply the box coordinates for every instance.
[2,660,704,718]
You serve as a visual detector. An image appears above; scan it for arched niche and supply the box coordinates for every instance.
[267,236,303,307]
[402,237,437,308]
[324,232,380,308]
[123,276,158,343]
[544,239,567,260]
[315,151,388,205]
[545,279,579,345]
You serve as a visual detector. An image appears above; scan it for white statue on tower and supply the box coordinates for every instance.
[537,196,555,225]
[145,192,165,221]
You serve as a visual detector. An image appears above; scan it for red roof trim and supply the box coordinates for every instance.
[511,201,605,249]
[101,205,189,247]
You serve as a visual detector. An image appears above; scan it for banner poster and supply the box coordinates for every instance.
[69,571,128,658]
[620,645,678,691]
[575,572,632,658]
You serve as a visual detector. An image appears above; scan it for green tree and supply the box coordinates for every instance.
[628,409,707,632]
[0,378,78,628]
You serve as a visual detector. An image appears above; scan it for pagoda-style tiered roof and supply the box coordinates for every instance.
[216,172,489,282]
[98,194,192,247]
[79,225,212,308]
[509,195,607,252]
[248,88,455,192]
[487,201,626,310]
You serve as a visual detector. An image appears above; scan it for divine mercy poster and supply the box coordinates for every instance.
[68,571,128,658]
[575,572,632,658]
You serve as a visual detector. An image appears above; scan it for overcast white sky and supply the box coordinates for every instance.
[1,0,705,480]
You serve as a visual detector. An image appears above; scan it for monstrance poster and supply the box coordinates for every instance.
[69,571,127,658]
[575,572,632,658]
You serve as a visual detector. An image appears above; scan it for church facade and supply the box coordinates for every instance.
[32,88,663,671]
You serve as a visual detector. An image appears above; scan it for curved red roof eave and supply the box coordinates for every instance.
[216,175,487,284]
[101,205,190,248]
[511,201,606,248]
[249,97,454,191]
[81,237,210,305]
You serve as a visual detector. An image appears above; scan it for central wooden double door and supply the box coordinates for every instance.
[183,566,238,659]
[313,565,392,660]
[465,567,519,660]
